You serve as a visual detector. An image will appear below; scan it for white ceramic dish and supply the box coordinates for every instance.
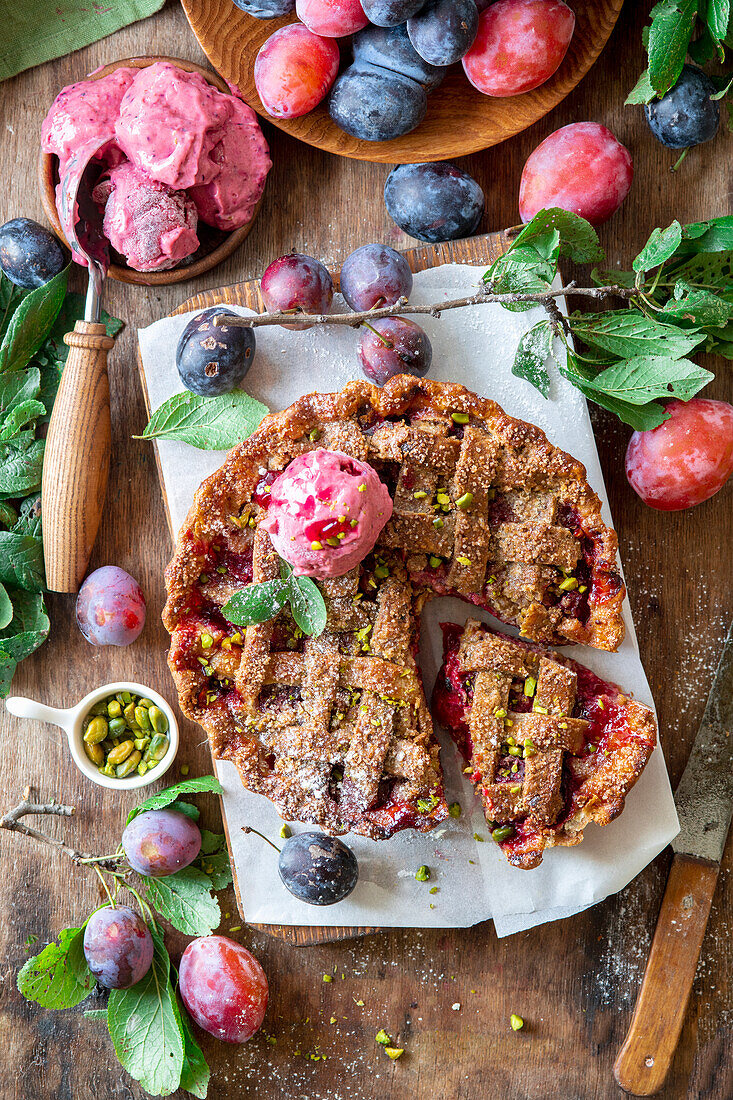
[5,681,179,790]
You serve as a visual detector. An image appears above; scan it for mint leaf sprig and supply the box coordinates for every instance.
[6,778,232,1098]
[223,557,327,637]
[482,208,731,430]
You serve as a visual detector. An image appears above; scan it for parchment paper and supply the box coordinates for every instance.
[138,265,679,937]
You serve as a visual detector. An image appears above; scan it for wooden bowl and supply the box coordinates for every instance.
[181,0,624,164]
[39,55,265,286]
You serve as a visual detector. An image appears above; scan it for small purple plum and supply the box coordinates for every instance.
[83,905,154,989]
[122,809,202,877]
[76,566,146,647]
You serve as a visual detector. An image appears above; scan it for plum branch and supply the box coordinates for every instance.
[212,282,639,334]
[0,786,122,870]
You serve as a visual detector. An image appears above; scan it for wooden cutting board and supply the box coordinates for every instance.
[138,228,515,946]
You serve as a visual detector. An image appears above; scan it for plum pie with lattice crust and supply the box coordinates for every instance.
[163,376,645,846]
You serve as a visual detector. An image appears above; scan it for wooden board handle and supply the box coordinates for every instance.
[614,852,719,1096]
[41,321,114,593]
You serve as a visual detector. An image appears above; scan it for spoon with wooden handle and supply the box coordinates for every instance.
[614,620,733,1095]
[41,138,116,593]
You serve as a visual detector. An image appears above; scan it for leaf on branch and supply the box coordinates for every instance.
[647,0,698,96]
[173,995,211,1099]
[510,208,604,264]
[198,849,233,891]
[633,221,683,273]
[662,284,733,326]
[570,310,705,360]
[108,926,184,1097]
[144,867,221,937]
[200,829,226,855]
[626,69,657,104]
[583,356,713,405]
[137,390,269,450]
[675,216,733,255]
[704,0,730,42]
[166,799,200,822]
[511,320,553,397]
[17,926,94,1009]
[126,776,223,824]
[561,357,670,430]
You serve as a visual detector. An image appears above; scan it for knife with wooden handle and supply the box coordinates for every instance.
[614,621,733,1096]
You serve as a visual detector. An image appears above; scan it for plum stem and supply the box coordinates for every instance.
[241,824,281,854]
[671,148,689,172]
[360,320,393,347]
[0,785,123,870]
[212,284,639,332]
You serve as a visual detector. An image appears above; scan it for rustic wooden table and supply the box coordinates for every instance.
[0,3,730,1098]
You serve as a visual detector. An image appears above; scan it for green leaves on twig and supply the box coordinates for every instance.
[628,1,733,106]
[486,208,726,429]
[137,389,269,449]
[17,777,233,1097]
[223,557,327,637]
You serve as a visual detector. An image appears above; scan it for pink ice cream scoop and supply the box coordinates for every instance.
[92,162,199,272]
[189,97,272,231]
[41,67,136,171]
[260,450,393,580]
[115,62,231,190]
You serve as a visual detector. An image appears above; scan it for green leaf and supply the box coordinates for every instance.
[0,582,13,630]
[484,246,556,312]
[705,0,730,40]
[675,217,733,254]
[137,390,269,450]
[0,273,26,343]
[0,591,50,695]
[0,438,45,495]
[647,0,698,96]
[166,799,200,822]
[126,776,223,824]
[0,269,68,373]
[687,24,717,62]
[511,320,552,398]
[200,829,226,855]
[509,208,604,264]
[0,531,44,591]
[583,355,713,404]
[13,495,42,538]
[561,359,670,429]
[17,926,94,1009]
[288,575,327,637]
[198,849,232,891]
[144,867,220,937]
[108,926,184,1097]
[662,284,733,325]
[0,367,41,415]
[222,578,289,629]
[570,310,705,359]
[633,221,684,272]
[626,68,657,104]
[173,996,211,1099]
[0,399,45,440]
[0,501,17,527]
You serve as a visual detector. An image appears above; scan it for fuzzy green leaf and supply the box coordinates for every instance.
[126,776,223,824]
[570,310,705,359]
[173,996,210,1099]
[0,269,68,373]
[137,390,269,450]
[647,0,698,96]
[144,867,220,937]
[288,575,327,637]
[222,578,289,629]
[17,926,94,1009]
[512,320,552,397]
[108,926,184,1097]
[633,222,684,272]
[510,208,604,263]
[626,68,657,104]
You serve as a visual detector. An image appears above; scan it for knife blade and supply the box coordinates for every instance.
[672,619,733,863]
[615,619,733,1096]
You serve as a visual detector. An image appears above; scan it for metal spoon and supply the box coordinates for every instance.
[41,138,117,593]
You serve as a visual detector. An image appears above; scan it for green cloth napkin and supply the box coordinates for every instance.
[0,0,166,82]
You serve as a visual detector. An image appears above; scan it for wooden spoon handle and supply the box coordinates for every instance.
[614,852,719,1096]
[41,321,114,593]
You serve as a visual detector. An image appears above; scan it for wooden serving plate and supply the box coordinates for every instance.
[181,0,624,163]
[39,55,264,286]
[139,228,515,944]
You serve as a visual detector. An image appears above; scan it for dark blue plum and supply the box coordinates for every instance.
[231,0,295,15]
[645,65,720,149]
[361,0,424,27]
[122,809,202,877]
[83,906,154,989]
[0,218,67,289]
[384,161,485,243]
[278,832,358,905]
[407,0,478,66]
[352,22,446,91]
[329,64,427,142]
[340,243,413,311]
[176,307,255,396]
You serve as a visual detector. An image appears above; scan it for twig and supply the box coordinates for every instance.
[0,786,123,871]
[212,283,639,331]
